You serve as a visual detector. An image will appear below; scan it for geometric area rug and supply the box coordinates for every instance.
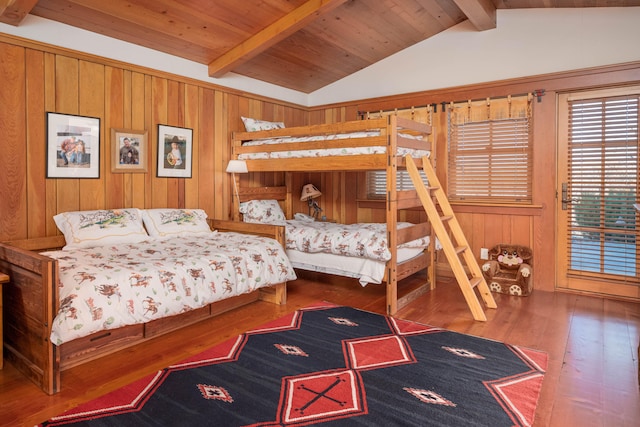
[40,303,547,426]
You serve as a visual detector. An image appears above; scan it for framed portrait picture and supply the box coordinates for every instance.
[111,128,148,173]
[46,112,100,178]
[157,124,193,178]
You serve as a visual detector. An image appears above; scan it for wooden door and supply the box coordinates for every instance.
[556,87,640,299]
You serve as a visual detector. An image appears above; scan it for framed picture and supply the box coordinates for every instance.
[46,112,100,178]
[111,128,148,173]
[157,124,193,178]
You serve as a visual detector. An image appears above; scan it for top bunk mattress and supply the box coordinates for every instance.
[237,130,430,160]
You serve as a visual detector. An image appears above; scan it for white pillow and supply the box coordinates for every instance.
[54,209,149,249]
[239,200,286,225]
[141,209,213,239]
[241,117,285,132]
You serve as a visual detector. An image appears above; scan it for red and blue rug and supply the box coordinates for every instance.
[40,303,547,426]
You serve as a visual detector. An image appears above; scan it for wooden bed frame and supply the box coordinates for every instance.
[0,220,287,395]
[231,115,437,316]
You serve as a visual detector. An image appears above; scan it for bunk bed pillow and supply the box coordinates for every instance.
[239,200,287,225]
[54,208,149,250]
[241,117,285,132]
[141,208,213,239]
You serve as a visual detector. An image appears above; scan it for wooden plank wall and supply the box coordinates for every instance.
[0,36,306,243]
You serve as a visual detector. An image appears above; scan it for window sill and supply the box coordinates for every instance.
[450,202,543,216]
[357,198,543,216]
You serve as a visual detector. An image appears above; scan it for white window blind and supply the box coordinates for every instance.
[366,169,428,199]
[567,94,639,278]
[447,95,532,203]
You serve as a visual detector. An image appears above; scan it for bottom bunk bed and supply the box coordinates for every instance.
[286,246,426,287]
[0,217,294,395]
[236,189,438,313]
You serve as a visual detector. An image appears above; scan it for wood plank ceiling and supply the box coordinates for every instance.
[1,0,640,93]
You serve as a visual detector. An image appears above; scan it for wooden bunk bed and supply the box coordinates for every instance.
[231,115,437,316]
[0,220,290,395]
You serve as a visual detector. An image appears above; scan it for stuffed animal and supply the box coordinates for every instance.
[481,244,533,296]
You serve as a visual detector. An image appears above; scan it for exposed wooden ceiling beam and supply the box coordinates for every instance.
[208,0,349,78]
[452,0,496,31]
[0,0,38,26]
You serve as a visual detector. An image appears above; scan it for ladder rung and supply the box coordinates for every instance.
[469,277,482,289]
[454,245,468,255]
[427,186,440,192]
[440,215,453,222]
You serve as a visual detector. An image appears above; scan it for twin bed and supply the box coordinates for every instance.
[231,115,438,316]
[0,212,294,395]
[239,197,435,287]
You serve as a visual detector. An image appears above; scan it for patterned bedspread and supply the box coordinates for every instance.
[284,221,430,262]
[237,131,430,160]
[42,232,296,345]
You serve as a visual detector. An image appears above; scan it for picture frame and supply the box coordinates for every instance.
[157,124,193,178]
[111,128,148,173]
[46,112,100,178]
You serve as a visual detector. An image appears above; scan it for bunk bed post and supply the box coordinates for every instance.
[428,130,437,290]
[230,172,241,221]
[285,172,293,219]
[386,115,399,315]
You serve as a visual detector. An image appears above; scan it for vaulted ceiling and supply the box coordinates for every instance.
[2,0,640,93]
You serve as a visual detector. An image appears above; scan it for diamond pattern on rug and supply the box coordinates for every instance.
[197,384,233,402]
[404,387,457,407]
[278,369,367,424]
[442,346,486,359]
[344,335,415,370]
[274,344,309,357]
[484,371,545,427]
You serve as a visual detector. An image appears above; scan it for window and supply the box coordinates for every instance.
[447,95,532,203]
[366,169,428,199]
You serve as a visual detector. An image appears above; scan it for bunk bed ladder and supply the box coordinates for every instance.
[405,155,497,321]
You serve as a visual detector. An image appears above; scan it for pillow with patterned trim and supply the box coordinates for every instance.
[239,200,286,225]
[54,208,149,250]
[141,209,213,239]
[241,117,285,132]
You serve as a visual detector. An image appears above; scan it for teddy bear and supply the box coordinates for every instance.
[481,244,533,296]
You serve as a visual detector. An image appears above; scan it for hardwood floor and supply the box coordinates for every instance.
[1,273,639,426]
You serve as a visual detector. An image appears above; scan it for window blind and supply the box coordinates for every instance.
[447,95,532,203]
[567,95,639,278]
[366,169,428,199]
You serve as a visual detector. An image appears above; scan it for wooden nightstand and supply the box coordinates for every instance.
[0,272,8,369]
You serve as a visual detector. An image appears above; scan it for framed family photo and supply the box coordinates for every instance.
[111,128,148,173]
[157,124,193,178]
[46,112,100,178]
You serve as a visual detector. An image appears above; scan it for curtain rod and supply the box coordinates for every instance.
[357,89,545,117]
